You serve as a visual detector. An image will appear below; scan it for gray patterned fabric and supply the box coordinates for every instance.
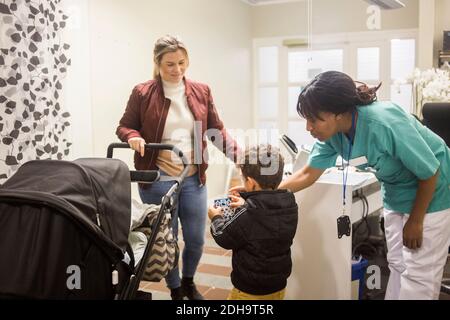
[0,0,71,182]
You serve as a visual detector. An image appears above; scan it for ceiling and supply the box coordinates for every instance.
[241,0,304,6]
[241,0,406,9]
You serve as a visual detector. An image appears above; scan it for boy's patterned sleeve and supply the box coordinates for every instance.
[210,205,247,250]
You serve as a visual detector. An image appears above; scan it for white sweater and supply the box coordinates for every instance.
[156,80,196,176]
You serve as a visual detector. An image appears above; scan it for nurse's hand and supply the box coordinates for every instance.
[403,219,423,250]
[228,186,245,196]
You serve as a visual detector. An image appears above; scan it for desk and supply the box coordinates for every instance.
[286,169,382,300]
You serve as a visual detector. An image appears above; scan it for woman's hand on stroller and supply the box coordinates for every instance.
[128,137,146,157]
[208,206,223,220]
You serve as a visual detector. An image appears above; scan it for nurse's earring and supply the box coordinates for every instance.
[335,114,343,129]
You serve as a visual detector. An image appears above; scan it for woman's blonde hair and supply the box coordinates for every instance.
[153,35,189,79]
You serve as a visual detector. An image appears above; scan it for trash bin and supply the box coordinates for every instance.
[351,257,369,300]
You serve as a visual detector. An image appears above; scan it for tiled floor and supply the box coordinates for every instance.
[139,221,233,300]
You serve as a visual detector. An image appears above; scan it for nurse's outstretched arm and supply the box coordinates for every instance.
[278,165,325,193]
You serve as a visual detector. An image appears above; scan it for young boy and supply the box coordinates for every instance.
[208,144,298,300]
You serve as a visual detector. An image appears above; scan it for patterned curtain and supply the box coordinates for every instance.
[0,0,71,182]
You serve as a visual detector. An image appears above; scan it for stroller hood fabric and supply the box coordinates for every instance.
[0,158,133,299]
[0,158,131,254]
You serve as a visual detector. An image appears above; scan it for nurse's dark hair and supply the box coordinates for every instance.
[296,71,382,120]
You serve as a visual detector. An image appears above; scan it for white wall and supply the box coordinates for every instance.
[418,0,435,69]
[87,0,252,161]
[62,0,252,199]
[63,0,93,160]
[251,0,419,38]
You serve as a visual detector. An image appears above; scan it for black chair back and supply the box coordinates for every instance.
[422,103,450,147]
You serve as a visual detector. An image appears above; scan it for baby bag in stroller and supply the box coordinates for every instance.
[130,200,179,282]
[0,158,132,299]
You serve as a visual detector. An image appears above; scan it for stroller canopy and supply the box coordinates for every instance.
[0,158,131,255]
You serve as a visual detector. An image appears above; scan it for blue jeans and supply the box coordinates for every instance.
[138,171,207,289]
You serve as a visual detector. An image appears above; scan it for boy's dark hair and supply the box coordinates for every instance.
[240,144,284,190]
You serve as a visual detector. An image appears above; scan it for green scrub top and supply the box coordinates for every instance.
[308,101,450,214]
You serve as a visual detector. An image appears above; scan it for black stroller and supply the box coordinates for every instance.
[0,143,189,300]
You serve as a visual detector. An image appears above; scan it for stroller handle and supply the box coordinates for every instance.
[107,143,191,184]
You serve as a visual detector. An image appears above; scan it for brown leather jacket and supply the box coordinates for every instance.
[116,77,240,185]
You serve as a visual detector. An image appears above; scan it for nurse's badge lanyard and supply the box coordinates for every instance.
[336,111,356,239]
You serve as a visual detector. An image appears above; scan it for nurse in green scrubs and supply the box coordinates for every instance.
[279,71,450,300]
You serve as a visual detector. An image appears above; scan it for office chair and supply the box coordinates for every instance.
[422,102,450,147]
[421,102,450,296]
